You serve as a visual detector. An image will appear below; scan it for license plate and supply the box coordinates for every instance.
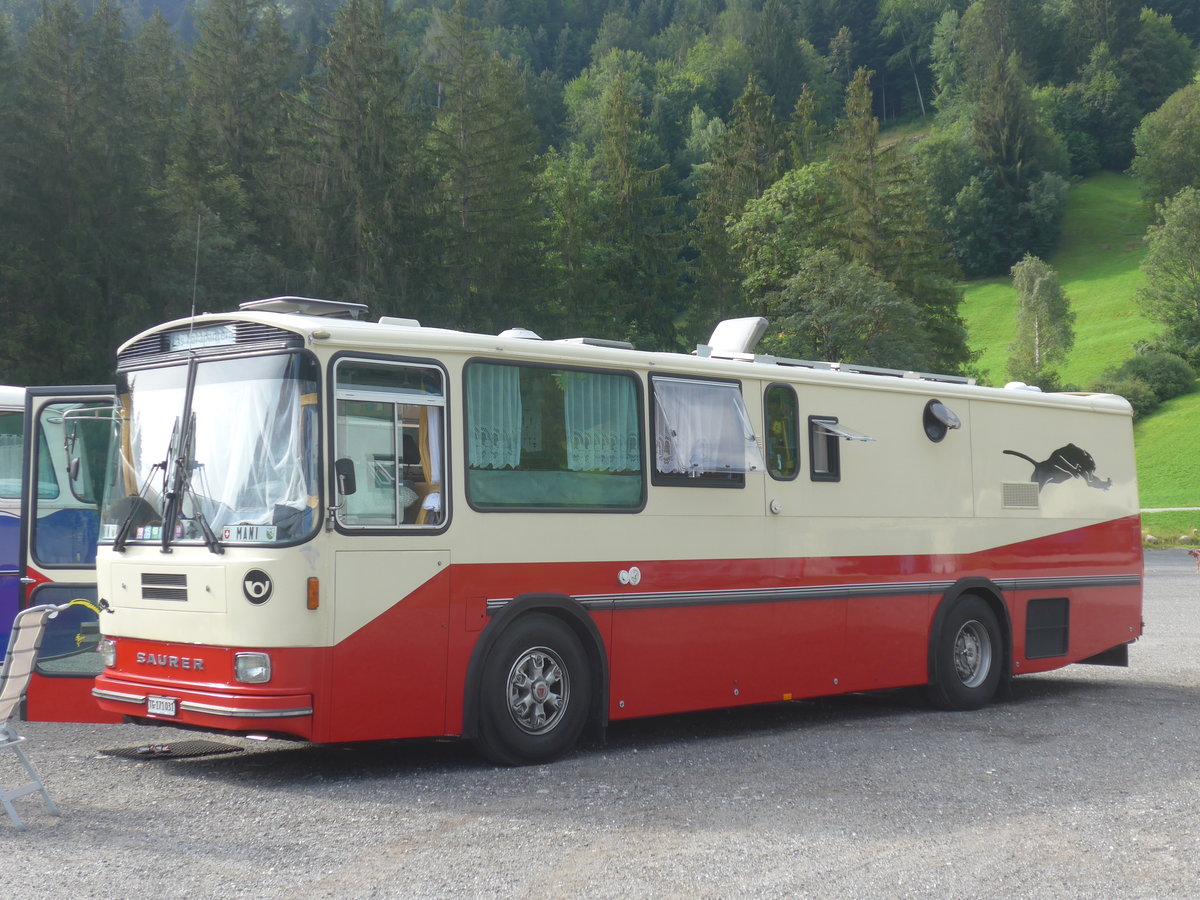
[147,695,177,716]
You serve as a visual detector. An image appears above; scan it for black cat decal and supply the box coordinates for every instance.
[1004,444,1112,491]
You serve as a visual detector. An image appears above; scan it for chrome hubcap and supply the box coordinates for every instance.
[953,620,992,688]
[507,646,569,735]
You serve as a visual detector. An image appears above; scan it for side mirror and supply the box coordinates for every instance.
[334,458,357,496]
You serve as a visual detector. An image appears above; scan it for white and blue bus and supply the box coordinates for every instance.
[0,384,118,722]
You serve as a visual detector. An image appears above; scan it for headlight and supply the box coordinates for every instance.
[234,652,272,684]
[98,638,116,668]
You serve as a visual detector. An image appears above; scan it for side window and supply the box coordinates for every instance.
[809,416,841,482]
[334,360,445,528]
[808,416,872,483]
[465,362,644,510]
[651,375,765,487]
[764,384,799,480]
[0,410,21,499]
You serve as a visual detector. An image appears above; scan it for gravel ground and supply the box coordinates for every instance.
[4,550,1198,899]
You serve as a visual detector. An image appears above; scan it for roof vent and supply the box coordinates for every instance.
[559,337,635,350]
[707,317,768,355]
[499,327,542,340]
[379,316,421,328]
[239,297,368,319]
[1004,381,1043,392]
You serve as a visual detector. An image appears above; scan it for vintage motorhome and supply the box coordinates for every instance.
[91,299,1142,763]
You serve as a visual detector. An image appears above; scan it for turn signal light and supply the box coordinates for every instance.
[307,577,319,610]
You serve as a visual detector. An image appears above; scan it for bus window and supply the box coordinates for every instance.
[465,362,644,510]
[650,375,764,487]
[765,384,799,480]
[0,410,21,499]
[32,402,107,567]
[809,416,841,482]
[335,359,445,528]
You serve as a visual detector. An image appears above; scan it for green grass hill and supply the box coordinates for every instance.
[959,172,1199,545]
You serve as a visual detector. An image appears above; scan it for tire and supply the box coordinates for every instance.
[924,595,1003,711]
[474,613,591,766]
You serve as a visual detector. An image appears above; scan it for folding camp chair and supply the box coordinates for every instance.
[1,604,66,830]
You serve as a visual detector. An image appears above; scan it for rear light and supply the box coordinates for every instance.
[234,652,272,684]
[98,638,116,668]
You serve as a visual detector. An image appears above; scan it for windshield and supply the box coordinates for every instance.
[100,353,321,548]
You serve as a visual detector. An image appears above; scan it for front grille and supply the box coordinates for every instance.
[142,572,188,602]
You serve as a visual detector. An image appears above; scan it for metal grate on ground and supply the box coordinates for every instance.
[99,740,245,760]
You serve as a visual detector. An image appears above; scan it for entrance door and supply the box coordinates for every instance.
[20,386,121,723]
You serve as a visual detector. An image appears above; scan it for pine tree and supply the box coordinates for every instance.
[423,7,548,333]
[690,77,786,324]
[832,70,970,372]
[286,0,433,316]
[591,71,684,348]
[181,0,294,233]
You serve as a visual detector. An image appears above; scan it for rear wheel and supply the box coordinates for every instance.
[924,596,1003,711]
[475,613,591,766]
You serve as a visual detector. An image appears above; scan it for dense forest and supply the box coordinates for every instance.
[0,0,1197,384]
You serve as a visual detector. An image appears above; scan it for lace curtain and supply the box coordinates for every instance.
[565,373,640,472]
[653,377,764,475]
[468,364,522,469]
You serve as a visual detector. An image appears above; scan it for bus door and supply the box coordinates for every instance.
[19,386,122,723]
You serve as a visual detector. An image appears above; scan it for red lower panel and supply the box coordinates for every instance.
[92,638,326,740]
[93,517,1143,743]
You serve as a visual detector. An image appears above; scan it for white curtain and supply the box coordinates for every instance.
[565,373,640,472]
[653,378,764,476]
[191,365,309,525]
[468,365,522,469]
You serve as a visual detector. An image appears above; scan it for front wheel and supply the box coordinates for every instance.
[924,596,1003,711]
[475,613,591,766]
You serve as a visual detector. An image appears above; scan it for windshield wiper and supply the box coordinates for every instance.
[112,461,166,553]
[161,411,224,555]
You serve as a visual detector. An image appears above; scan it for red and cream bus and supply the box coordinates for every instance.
[91,298,1142,764]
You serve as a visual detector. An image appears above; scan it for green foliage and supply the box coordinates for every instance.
[1091,375,1158,418]
[1121,9,1197,116]
[1036,43,1139,176]
[1090,350,1194,420]
[758,249,932,367]
[1105,351,1196,401]
[1132,84,1200,206]
[1136,186,1200,362]
[0,0,1194,384]
[737,69,968,374]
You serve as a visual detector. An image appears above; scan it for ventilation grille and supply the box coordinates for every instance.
[119,321,302,365]
[1026,596,1069,658]
[1002,482,1039,509]
[141,572,188,602]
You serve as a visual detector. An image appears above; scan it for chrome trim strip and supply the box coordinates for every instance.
[92,688,147,704]
[485,573,1143,614]
[178,700,312,719]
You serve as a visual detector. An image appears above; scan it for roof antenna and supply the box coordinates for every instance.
[190,211,201,321]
